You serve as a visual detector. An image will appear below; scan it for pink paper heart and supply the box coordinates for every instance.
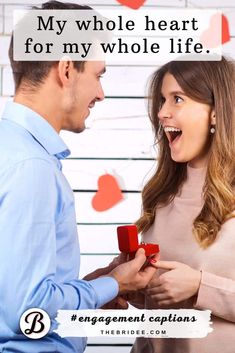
[116,0,146,10]
[200,13,230,49]
[92,174,123,212]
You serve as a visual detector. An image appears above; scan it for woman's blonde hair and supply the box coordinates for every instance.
[136,57,235,248]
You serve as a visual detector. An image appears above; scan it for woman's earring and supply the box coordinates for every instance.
[210,114,216,134]
[210,126,216,134]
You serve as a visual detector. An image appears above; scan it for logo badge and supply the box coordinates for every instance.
[20,308,51,339]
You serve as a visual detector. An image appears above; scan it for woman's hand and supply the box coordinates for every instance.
[146,260,201,306]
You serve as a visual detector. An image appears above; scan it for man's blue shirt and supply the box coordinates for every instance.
[0,102,118,352]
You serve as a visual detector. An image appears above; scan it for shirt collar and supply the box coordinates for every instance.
[1,101,70,159]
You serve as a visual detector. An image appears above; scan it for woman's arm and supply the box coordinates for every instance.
[146,260,235,322]
[194,271,235,322]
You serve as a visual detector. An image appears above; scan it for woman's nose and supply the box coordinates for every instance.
[158,102,172,122]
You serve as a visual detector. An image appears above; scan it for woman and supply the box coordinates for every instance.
[131,57,235,353]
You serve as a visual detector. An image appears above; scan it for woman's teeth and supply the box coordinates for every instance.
[164,127,181,132]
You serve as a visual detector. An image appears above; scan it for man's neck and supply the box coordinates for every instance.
[14,90,62,133]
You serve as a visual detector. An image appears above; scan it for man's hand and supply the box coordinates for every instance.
[108,248,157,293]
[101,296,129,309]
[83,267,111,281]
[146,260,201,306]
[83,253,127,281]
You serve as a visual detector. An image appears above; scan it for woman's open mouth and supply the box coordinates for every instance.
[164,126,182,145]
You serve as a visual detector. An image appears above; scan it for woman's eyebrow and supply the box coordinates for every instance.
[169,90,186,96]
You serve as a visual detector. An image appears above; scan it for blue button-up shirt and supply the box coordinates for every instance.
[0,102,118,352]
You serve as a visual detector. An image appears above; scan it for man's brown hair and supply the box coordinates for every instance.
[9,1,92,91]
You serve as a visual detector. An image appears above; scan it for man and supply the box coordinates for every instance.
[0,1,157,352]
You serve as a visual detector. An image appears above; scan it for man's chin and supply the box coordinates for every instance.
[73,125,86,133]
[62,124,86,134]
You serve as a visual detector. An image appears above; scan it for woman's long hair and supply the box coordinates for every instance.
[136,57,235,248]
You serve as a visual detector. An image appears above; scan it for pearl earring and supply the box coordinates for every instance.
[210,126,216,134]
[211,114,216,134]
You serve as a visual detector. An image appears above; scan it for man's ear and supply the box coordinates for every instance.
[57,58,74,86]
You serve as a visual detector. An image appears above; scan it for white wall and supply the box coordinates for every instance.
[1,0,235,351]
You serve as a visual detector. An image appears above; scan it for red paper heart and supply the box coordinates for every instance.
[92,174,123,211]
[200,13,230,49]
[222,14,230,44]
[116,0,146,10]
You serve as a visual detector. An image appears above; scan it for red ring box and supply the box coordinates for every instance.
[117,225,159,257]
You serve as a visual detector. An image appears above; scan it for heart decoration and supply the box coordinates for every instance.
[116,0,146,10]
[221,14,230,45]
[92,174,123,212]
[200,13,230,49]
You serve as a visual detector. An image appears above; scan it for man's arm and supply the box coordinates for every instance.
[0,158,118,331]
[0,158,156,334]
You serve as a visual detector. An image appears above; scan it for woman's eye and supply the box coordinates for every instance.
[175,95,183,103]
